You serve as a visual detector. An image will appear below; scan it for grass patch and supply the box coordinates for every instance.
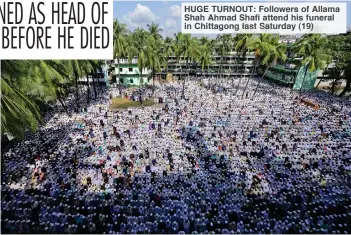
[110,97,155,109]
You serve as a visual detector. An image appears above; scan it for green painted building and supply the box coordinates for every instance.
[263,64,297,86]
[111,59,151,86]
[262,63,319,90]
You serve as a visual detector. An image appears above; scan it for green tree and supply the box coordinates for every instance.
[326,67,344,95]
[146,35,163,94]
[234,34,253,96]
[173,32,184,83]
[340,63,351,97]
[325,32,351,96]
[1,59,100,139]
[1,60,73,138]
[1,77,41,139]
[199,36,210,46]
[162,36,174,81]
[128,28,149,87]
[147,22,163,41]
[216,34,232,82]
[252,36,287,97]
[197,42,213,81]
[242,34,272,99]
[208,39,217,85]
[113,19,128,89]
[179,33,193,98]
[188,38,200,78]
[87,60,103,102]
[68,60,95,111]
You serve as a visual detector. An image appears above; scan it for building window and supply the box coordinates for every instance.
[130,79,133,84]
[119,68,123,72]
[129,68,133,72]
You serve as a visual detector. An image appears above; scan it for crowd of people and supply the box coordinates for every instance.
[1,77,351,234]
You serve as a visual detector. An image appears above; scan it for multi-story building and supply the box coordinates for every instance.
[260,62,319,90]
[163,51,256,79]
[106,48,322,91]
[107,50,258,86]
[78,62,109,86]
[279,35,297,44]
[109,58,152,86]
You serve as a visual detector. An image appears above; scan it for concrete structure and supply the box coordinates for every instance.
[279,35,297,44]
[107,51,258,85]
[158,51,257,79]
[261,63,320,91]
[262,64,297,86]
[78,64,109,86]
[110,58,151,86]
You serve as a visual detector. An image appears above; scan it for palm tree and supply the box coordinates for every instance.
[128,28,148,87]
[18,61,74,105]
[231,37,238,87]
[199,37,212,82]
[327,67,344,94]
[1,59,99,138]
[315,35,342,90]
[146,35,163,95]
[45,60,75,115]
[113,19,128,91]
[216,34,232,81]
[180,36,200,95]
[173,32,184,83]
[199,36,210,46]
[1,60,73,138]
[162,37,174,82]
[1,61,44,139]
[68,60,94,111]
[147,22,163,41]
[1,78,41,139]
[52,77,71,116]
[292,34,331,94]
[315,64,331,89]
[87,60,103,103]
[339,62,351,97]
[188,38,200,78]
[324,33,351,97]
[234,34,253,96]
[94,60,104,99]
[252,36,287,97]
[207,39,217,85]
[197,42,213,81]
[241,34,272,99]
[179,33,193,98]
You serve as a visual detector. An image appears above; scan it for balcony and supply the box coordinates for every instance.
[114,58,138,64]
[271,64,298,74]
[264,71,294,84]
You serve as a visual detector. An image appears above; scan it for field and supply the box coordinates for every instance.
[109,97,155,110]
